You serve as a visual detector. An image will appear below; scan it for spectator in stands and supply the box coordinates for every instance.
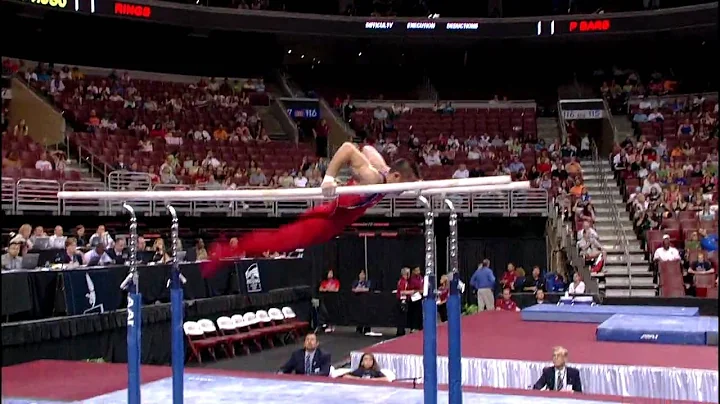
[89,225,114,247]
[688,252,714,276]
[35,151,53,171]
[523,266,546,293]
[30,226,47,245]
[1,242,23,270]
[535,289,547,304]
[500,263,518,291]
[653,235,681,263]
[470,259,495,311]
[576,221,598,240]
[194,239,208,261]
[452,164,469,179]
[2,151,21,169]
[495,287,520,312]
[84,243,113,266]
[13,119,29,136]
[248,167,267,186]
[57,238,83,267]
[48,226,66,249]
[576,232,604,267]
[698,201,716,221]
[294,171,308,188]
[567,272,586,295]
[279,333,331,376]
[10,224,32,251]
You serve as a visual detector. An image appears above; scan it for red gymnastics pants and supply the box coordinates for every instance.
[200,194,372,278]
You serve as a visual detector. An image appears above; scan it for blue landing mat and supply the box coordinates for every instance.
[596,314,719,346]
[521,304,699,323]
[4,375,619,404]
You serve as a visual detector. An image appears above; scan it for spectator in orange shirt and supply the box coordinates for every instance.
[569,178,586,198]
[495,287,520,311]
[213,124,229,141]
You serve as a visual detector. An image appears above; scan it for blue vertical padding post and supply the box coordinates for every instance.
[418,196,438,404]
[167,205,184,404]
[447,276,462,404]
[444,199,463,404]
[122,203,141,404]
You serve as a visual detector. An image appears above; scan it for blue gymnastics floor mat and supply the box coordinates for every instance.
[521,304,699,323]
[3,374,621,404]
[596,314,719,346]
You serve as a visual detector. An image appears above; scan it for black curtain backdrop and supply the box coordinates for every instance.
[366,237,425,292]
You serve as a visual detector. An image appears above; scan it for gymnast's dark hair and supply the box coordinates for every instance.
[389,158,421,180]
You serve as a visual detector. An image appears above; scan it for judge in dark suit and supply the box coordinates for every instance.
[533,346,583,393]
[279,333,331,376]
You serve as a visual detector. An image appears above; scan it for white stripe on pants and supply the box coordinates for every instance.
[476,288,495,311]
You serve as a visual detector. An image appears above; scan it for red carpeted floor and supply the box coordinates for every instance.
[367,311,718,370]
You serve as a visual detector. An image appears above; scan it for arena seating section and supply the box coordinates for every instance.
[350,106,538,180]
[620,97,718,298]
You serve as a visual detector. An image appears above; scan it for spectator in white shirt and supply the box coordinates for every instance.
[653,235,680,262]
[89,225,114,248]
[576,221,598,240]
[193,125,211,141]
[293,173,309,188]
[452,164,470,179]
[49,77,65,95]
[35,152,54,171]
[83,243,114,266]
[647,109,664,122]
[202,152,221,169]
[424,150,442,167]
[48,226,66,249]
[641,176,662,195]
[568,272,586,295]
[165,131,183,145]
[467,147,481,160]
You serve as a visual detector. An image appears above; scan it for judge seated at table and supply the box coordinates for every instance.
[150,238,172,264]
[106,238,129,265]
[2,242,23,270]
[48,226,67,250]
[533,346,583,393]
[83,243,114,267]
[57,238,84,267]
[279,333,331,376]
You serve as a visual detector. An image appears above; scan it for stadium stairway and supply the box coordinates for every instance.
[536,117,560,144]
[256,105,290,141]
[581,159,656,298]
[611,114,634,141]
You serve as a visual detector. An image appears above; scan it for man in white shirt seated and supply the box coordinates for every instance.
[202,152,221,169]
[452,164,469,179]
[653,235,680,262]
[647,108,664,122]
[48,225,67,249]
[576,221,598,241]
[83,243,114,266]
[293,173,308,188]
[89,225,114,248]
[35,152,53,171]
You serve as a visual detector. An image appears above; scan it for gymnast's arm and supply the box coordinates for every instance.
[325,142,383,185]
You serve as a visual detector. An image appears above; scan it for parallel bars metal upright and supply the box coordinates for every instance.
[167,205,185,404]
[418,196,438,404]
[444,199,463,404]
[121,203,141,404]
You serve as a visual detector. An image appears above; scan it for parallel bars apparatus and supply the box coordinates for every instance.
[58,176,530,403]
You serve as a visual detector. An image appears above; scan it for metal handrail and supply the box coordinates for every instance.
[591,141,633,296]
[557,100,568,143]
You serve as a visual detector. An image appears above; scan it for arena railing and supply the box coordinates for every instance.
[1,177,16,214]
[15,179,61,215]
[626,91,718,114]
[1,178,548,216]
[62,180,107,214]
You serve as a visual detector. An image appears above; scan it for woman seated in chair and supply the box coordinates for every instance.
[342,353,389,381]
